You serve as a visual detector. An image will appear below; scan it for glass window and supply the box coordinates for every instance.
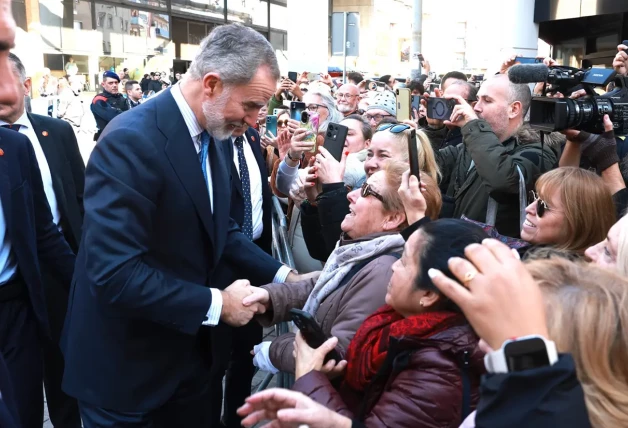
[170,0,225,22]
[270,30,287,51]
[227,0,267,28]
[270,2,287,32]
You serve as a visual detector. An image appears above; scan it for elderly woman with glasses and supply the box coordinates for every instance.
[300,122,441,262]
[517,167,616,259]
[247,161,443,376]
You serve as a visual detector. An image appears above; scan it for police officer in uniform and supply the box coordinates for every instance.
[90,71,128,141]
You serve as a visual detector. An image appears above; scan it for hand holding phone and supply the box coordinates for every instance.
[290,309,342,363]
[426,97,456,120]
[323,123,349,161]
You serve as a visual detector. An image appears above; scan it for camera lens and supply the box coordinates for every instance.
[369,82,377,91]
[301,111,310,124]
[327,131,332,137]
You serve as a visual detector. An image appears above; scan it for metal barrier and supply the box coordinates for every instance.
[256,196,295,392]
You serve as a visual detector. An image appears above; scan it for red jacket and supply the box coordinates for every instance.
[293,324,485,428]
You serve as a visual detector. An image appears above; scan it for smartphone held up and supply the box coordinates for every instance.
[300,111,320,152]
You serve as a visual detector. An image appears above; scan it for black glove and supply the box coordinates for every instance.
[570,129,619,173]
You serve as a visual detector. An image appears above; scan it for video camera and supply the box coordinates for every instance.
[508,63,628,135]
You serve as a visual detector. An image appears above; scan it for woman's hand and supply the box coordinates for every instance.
[428,239,550,351]
[251,342,279,374]
[304,158,321,204]
[261,130,278,150]
[398,170,428,224]
[238,388,353,428]
[314,147,348,184]
[277,130,292,160]
[294,332,347,380]
[242,286,271,310]
[288,128,315,161]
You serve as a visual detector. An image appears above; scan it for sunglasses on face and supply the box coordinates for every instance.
[376,123,412,133]
[278,120,289,127]
[529,190,552,218]
[360,182,384,202]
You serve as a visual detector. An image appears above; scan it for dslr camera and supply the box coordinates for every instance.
[521,65,628,135]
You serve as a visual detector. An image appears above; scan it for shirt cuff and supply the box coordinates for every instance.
[273,265,292,283]
[202,288,223,326]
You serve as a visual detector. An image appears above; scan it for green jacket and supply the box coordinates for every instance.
[267,94,284,115]
[436,119,558,238]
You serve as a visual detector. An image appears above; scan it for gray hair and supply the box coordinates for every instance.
[188,23,280,85]
[8,53,27,83]
[306,89,344,134]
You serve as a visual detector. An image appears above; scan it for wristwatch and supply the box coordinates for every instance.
[484,335,558,373]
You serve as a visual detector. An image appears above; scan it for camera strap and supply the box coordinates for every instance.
[485,165,526,229]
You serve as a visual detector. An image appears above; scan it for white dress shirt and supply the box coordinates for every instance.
[0,111,61,227]
[170,84,291,327]
[231,134,263,241]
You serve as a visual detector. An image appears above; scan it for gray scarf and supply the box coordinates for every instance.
[302,233,405,315]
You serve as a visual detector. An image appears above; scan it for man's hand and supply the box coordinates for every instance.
[444,94,478,128]
[398,169,428,224]
[613,44,628,76]
[242,286,271,310]
[422,59,431,74]
[428,239,549,350]
[294,332,347,380]
[220,280,265,327]
[499,55,518,74]
[285,270,321,283]
[297,71,309,85]
[238,388,353,428]
[314,146,348,184]
[420,90,446,128]
[319,73,334,88]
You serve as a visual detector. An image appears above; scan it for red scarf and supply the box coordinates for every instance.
[344,305,466,391]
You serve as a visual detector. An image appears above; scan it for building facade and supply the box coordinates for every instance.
[11,0,289,91]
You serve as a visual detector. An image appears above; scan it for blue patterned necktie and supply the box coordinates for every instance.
[234,136,253,240]
[198,131,210,186]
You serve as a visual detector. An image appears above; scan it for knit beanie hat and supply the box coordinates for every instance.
[366,90,396,117]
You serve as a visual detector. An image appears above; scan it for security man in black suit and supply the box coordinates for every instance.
[1,53,84,428]
[91,70,128,140]
[209,125,274,428]
[0,16,76,428]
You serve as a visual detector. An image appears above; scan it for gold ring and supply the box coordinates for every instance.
[463,271,476,285]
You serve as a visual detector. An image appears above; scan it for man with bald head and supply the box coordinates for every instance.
[335,83,360,116]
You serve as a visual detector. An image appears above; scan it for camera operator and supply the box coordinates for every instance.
[613,43,628,77]
[559,114,628,216]
[436,74,557,238]
[420,80,478,153]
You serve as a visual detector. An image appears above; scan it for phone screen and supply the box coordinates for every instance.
[290,102,306,121]
[288,71,298,83]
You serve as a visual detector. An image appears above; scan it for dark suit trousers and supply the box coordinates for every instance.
[209,321,262,428]
[0,281,44,428]
[79,369,211,428]
[41,271,82,428]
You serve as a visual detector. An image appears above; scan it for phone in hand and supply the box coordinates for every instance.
[396,88,411,121]
[407,129,421,184]
[516,57,543,64]
[290,101,306,121]
[323,122,349,161]
[426,97,456,120]
[288,71,298,83]
[300,111,319,152]
[622,40,628,52]
[266,115,277,138]
[290,309,342,363]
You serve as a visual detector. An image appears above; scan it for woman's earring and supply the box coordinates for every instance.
[419,300,425,307]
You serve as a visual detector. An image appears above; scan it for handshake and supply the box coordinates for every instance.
[219,280,271,327]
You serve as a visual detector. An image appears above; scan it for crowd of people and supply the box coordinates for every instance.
[1,0,628,425]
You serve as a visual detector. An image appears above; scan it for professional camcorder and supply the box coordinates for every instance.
[508,63,628,135]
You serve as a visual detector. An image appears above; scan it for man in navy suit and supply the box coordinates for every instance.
[209,125,274,428]
[61,23,298,426]
[0,5,76,428]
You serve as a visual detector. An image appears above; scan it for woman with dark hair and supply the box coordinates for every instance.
[286,219,487,428]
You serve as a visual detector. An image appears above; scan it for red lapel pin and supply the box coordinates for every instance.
[42,131,49,137]
[251,135,256,142]
[0,148,4,156]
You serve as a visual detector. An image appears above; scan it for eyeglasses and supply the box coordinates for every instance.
[335,93,358,100]
[363,113,393,122]
[278,119,289,127]
[306,104,328,112]
[360,182,384,202]
[528,190,559,218]
[376,123,412,133]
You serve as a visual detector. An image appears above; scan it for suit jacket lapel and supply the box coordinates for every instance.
[27,114,67,214]
[158,91,215,243]
[0,135,12,234]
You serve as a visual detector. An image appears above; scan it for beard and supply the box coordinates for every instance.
[201,89,245,140]
[337,103,354,114]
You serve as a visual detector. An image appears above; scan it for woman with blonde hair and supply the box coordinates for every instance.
[585,213,628,275]
[526,257,628,428]
[521,167,616,257]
